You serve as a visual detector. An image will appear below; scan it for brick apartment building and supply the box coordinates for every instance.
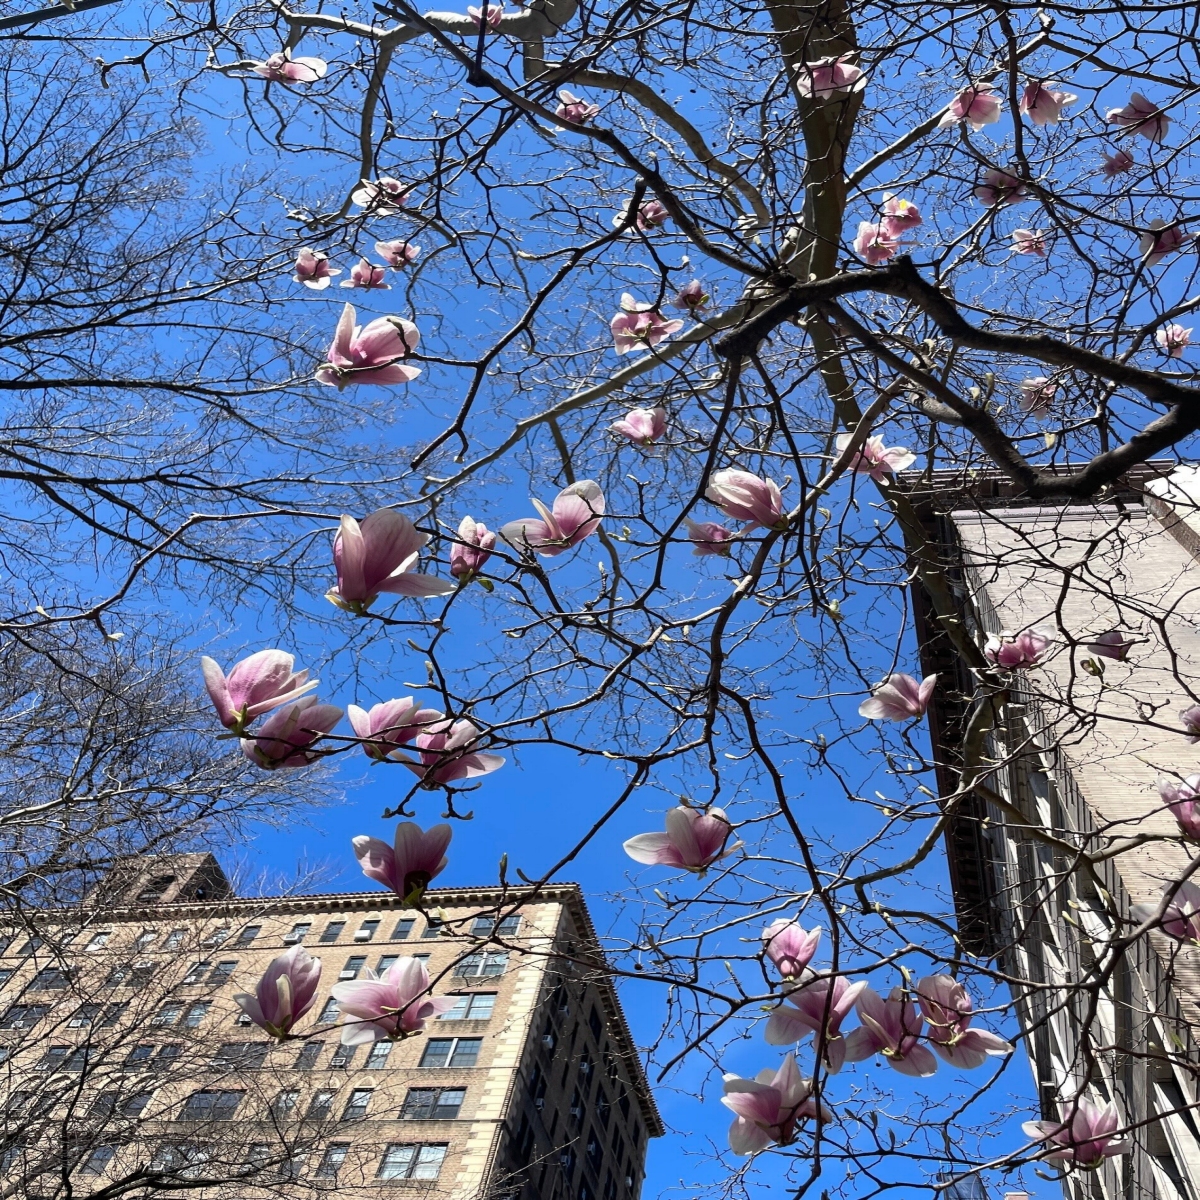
[0,854,660,1200]
[910,465,1200,1200]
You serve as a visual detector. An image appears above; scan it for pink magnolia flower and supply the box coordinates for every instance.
[1019,81,1076,126]
[201,649,318,734]
[240,696,344,770]
[974,168,1026,207]
[1133,880,1200,944]
[347,698,442,761]
[328,508,453,612]
[761,920,821,979]
[623,806,741,874]
[1023,1099,1132,1168]
[610,406,667,446]
[1156,323,1191,358]
[352,821,452,901]
[880,194,921,237]
[794,55,864,100]
[916,974,1013,1068]
[251,51,328,84]
[938,83,1002,131]
[706,468,786,530]
[400,718,505,786]
[1085,631,1135,661]
[350,177,410,214]
[720,1054,831,1155]
[1019,376,1056,414]
[450,515,496,580]
[613,199,671,232]
[853,221,900,265]
[555,90,600,124]
[858,673,936,721]
[1158,776,1200,840]
[764,974,867,1072]
[1012,228,1048,257]
[467,3,503,27]
[1140,219,1188,267]
[1106,93,1171,142]
[1100,148,1135,176]
[500,480,605,556]
[375,239,420,268]
[673,279,710,312]
[609,295,685,354]
[232,945,321,1039]
[293,247,340,289]
[684,518,735,557]
[315,304,420,389]
[835,433,916,481]
[844,985,938,1078]
[984,628,1052,670]
[1182,704,1200,741]
[331,956,458,1045]
[339,258,390,290]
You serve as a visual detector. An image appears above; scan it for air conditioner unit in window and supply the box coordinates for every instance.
[282,934,301,944]
[570,1106,581,1119]
[559,1153,571,1166]
[624,1176,634,1189]
[338,970,356,980]
[542,1035,554,1048]
[353,930,372,941]
[236,1013,252,1025]
[534,1098,545,1110]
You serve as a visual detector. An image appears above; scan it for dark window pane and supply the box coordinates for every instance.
[315,1144,349,1178]
[235,926,261,946]
[401,1089,437,1119]
[208,960,237,984]
[434,1088,465,1119]
[420,1039,453,1069]
[318,922,346,944]
[295,1042,323,1070]
[390,918,414,941]
[449,1038,482,1067]
[82,1146,115,1175]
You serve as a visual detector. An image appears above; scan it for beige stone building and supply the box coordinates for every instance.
[0,853,660,1200]
[910,466,1200,1200]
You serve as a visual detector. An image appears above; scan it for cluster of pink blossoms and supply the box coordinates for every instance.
[853,194,922,266]
[249,50,328,84]
[295,240,420,294]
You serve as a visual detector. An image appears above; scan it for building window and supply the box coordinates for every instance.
[29,966,71,990]
[330,1044,357,1069]
[0,968,13,988]
[589,1007,602,1041]
[81,1146,115,1175]
[153,1044,182,1070]
[390,918,415,941]
[163,929,186,950]
[306,1088,335,1119]
[99,1002,126,1027]
[1,1004,48,1029]
[123,1044,154,1067]
[377,954,400,973]
[402,1087,465,1120]
[419,1037,482,1068]
[271,1089,300,1119]
[355,920,380,942]
[152,1003,183,1027]
[68,1003,101,1029]
[472,914,522,937]
[341,1088,373,1120]
[579,1182,593,1200]
[295,1041,323,1070]
[317,998,340,1024]
[365,1042,393,1070]
[135,874,175,902]
[339,955,367,980]
[284,922,311,944]
[440,993,496,1021]
[121,1091,154,1118]
[201,926,230,948]
[180,1090,244,1121]
[597,1089,611,1128]
[587,1128,603,1171]
[377,1143,448,1181]
[315,1143,350,1178]
[182,1002,210,1028]
[319,921,346,944]
[84,931,111,952]
[560,1146,576,1180]
[453,951,508,978]
[182,961,210,984]
[134,931,157,951]
[208,960,237,984]
[213,1042,269,1070]
[236,925,262,946]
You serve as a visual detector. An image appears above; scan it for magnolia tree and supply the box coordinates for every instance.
[10,0,1200,1193]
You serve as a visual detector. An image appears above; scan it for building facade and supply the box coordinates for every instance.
[911,467,1200,1200]
[0,854,660,1200]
